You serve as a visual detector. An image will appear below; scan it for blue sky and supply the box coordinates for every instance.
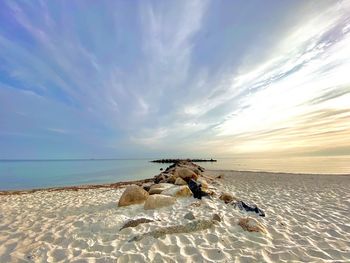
[1,0,350,159]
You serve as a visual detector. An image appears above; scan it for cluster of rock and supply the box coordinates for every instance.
[153,160,204,184]
[118,160,212,210]
[117,160,267,235]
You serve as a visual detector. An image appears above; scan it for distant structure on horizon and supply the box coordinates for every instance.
[151,158,217,163]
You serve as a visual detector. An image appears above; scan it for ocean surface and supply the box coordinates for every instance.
[0,156,349,190]
[201,156,350,174]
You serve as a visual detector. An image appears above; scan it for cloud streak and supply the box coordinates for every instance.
[0,0,349,158]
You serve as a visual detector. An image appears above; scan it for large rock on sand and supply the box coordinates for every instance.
[238,217,267,234]
[197,178,208,189]
[174,177,187,185]
[219,192,237,204]
[162,185,192,198]
[118,185,149,207]
[154,173,172,184]
[174,168,198,181]
[144,194,176,210]
[149,183,174,195]
[165,175,177,184]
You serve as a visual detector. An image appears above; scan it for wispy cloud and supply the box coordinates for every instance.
[0,0,349,158]
[47,128,71,134]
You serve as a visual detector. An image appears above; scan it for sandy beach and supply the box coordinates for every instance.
[2,0,350,262]
[1,167,350,262]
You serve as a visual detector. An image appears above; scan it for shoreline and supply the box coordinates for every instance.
[1,163,350,261]
[0,178,153,196]
[151,158,217,163]
[207,169,350,177]
[1,168,349,195]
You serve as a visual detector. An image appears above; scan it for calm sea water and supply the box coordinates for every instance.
[0,156,349,190]
[201,156,350,175]
[0,159,164,191]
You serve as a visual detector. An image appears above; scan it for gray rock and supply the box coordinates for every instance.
[219,192,238,204]
[174,177,187,185]
[144,194,176,210]
[118,185,149,207]
[149,183,174,195]
[174,168,198,181]
[161,185,192,198]
[197,178,209,189]
[142,182,153,192]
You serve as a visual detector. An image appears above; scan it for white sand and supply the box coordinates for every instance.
[0,170,350,262]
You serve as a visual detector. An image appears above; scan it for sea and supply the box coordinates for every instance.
[0,156,349,190]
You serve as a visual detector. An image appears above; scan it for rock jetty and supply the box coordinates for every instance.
[117,160,214,210]
[151,158,217,163]
[117,159,268,237]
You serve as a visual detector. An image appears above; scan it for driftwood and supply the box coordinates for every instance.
[120,218,154,230]
[129,219,215,242]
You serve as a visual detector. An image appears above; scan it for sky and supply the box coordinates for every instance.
[0,0,350,159]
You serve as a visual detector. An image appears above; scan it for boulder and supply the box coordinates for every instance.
[165,175,177,184]
[118,185,149,207]
[174,168,198,181]
[174,177,187,185]
[149,183,174,195]
[142,182,153,192]
[202,189,216,197]
[144,194,176,210]
[154,174,166,184]
[162,185,192,198]
[165,167,176,175]
[154,173,172,184]
[197,178,208,189]
[178,164,201,175]
[238,217,267,234]
[192,168,201,175]
[219,192,237,204]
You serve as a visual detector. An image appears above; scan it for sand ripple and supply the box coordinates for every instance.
[0,172,350,262]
